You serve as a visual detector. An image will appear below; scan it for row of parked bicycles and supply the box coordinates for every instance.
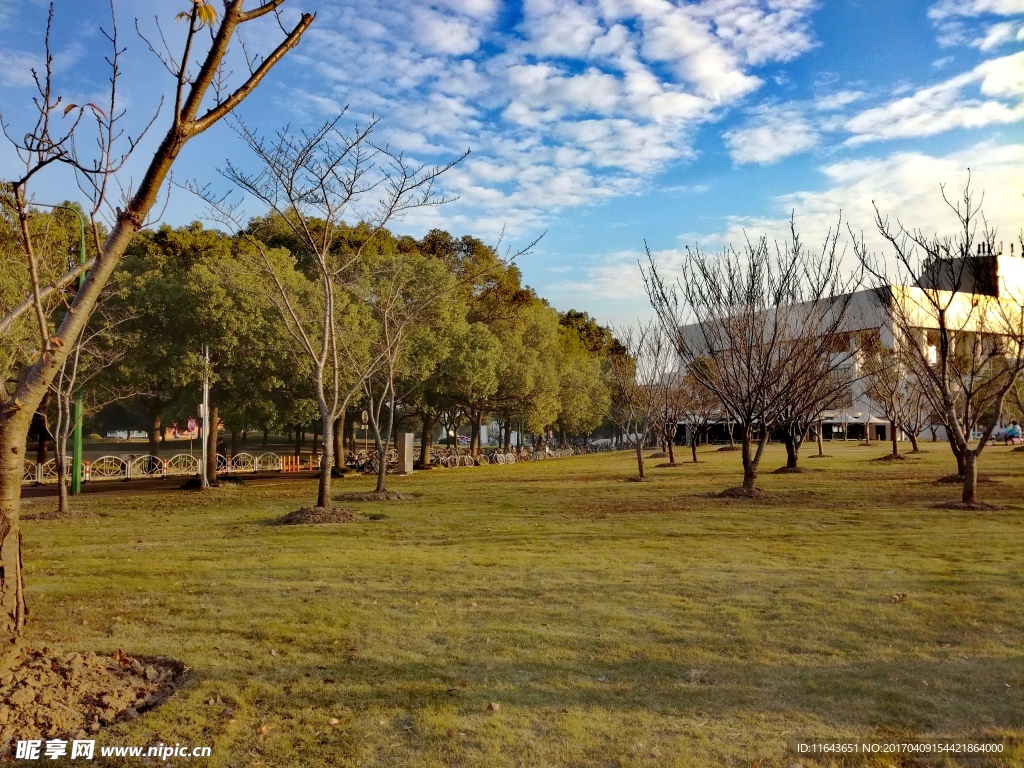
[428,444,600,469]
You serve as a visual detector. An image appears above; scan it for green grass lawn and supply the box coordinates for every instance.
[18,442,1024,767]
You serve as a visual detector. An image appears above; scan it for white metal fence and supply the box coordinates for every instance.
[21,452,289,485]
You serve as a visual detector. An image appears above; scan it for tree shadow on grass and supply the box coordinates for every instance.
[194,654,1023,739]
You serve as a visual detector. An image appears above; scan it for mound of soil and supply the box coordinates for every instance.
[872,453,909,462]
[807,454,833,459]
[716,445,741,452]
[627,476,654,483]
[1013,445,1024,453]
[717,486,772,499]
[0,647,183,748]
[334,491,414,502]
[936,474,995,484]
[655,462,682,468]
[276,506,367,525]
[934,501,1001,511]
[648,452,666,459]
[773,466,812,474]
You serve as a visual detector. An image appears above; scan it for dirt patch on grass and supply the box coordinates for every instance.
[22,508,99,521]
[648,452,666,459]
[716,445,741,452]
[717,486,772,499]
[933,501,1002,511]
[276,506,368,525]
[773,466,813,474]
[807,454,832,458]
[626,476,654,483]
[334,491,414,502]
[178,475,246,490]
[872,453,910,462]
[936,474,995,484]
[655,462,682,468]
[0,646,183,748]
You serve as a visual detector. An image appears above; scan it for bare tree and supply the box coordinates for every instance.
[644,220,860,493]
[588,322,672,481]
[357,252,454,493]
[210,116,464,508]
[863,338,928,458]
[854,182,1024,506]
[670,369,721,464]
[0,0,312,646]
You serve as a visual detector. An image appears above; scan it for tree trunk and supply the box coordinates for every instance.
[740,426,766,490]
[54,415,72,517]
[909,431,920,452]
[293,425,301,457]
[962,452,977,504]
[558,424,566,448]
[261,427,268,449]
[205,406,219,486]
[340,412,351,455]
[333,417,344,471]
[149,406,163,454]
[0,412,30,644]
[372,399,396,494]
[890,420,899,457]
[727,418,735,448]
[949,437,967,477]
[469,410,481,457]
[666,428,675,464]
[418,413,435,467]
[634,440,645,479]
[690,434,698,463]
[783,432,799,469]
[317,411,333,508]
[816,420,824,456]
[230,428,241,458]
[503,420,512,451]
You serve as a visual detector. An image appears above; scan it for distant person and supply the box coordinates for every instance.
[1004,421,1021,444]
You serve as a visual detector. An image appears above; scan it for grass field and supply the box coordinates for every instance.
[18,442,1024,767]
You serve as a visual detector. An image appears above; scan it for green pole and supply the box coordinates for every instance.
[67,209,86,495]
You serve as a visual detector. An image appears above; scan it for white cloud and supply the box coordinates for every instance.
[706,141,1024,258]
[928,0,1024,46]
[973,20,1024,48]
[845,51,1024,144]
[724,103,819,164]
[287,0,822,238]
[929,0,1024,21]
[815,89,867,111]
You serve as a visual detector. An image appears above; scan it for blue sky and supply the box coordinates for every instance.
[1,0,1022,326]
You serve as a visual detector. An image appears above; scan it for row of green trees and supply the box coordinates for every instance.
[9,211,621,492]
